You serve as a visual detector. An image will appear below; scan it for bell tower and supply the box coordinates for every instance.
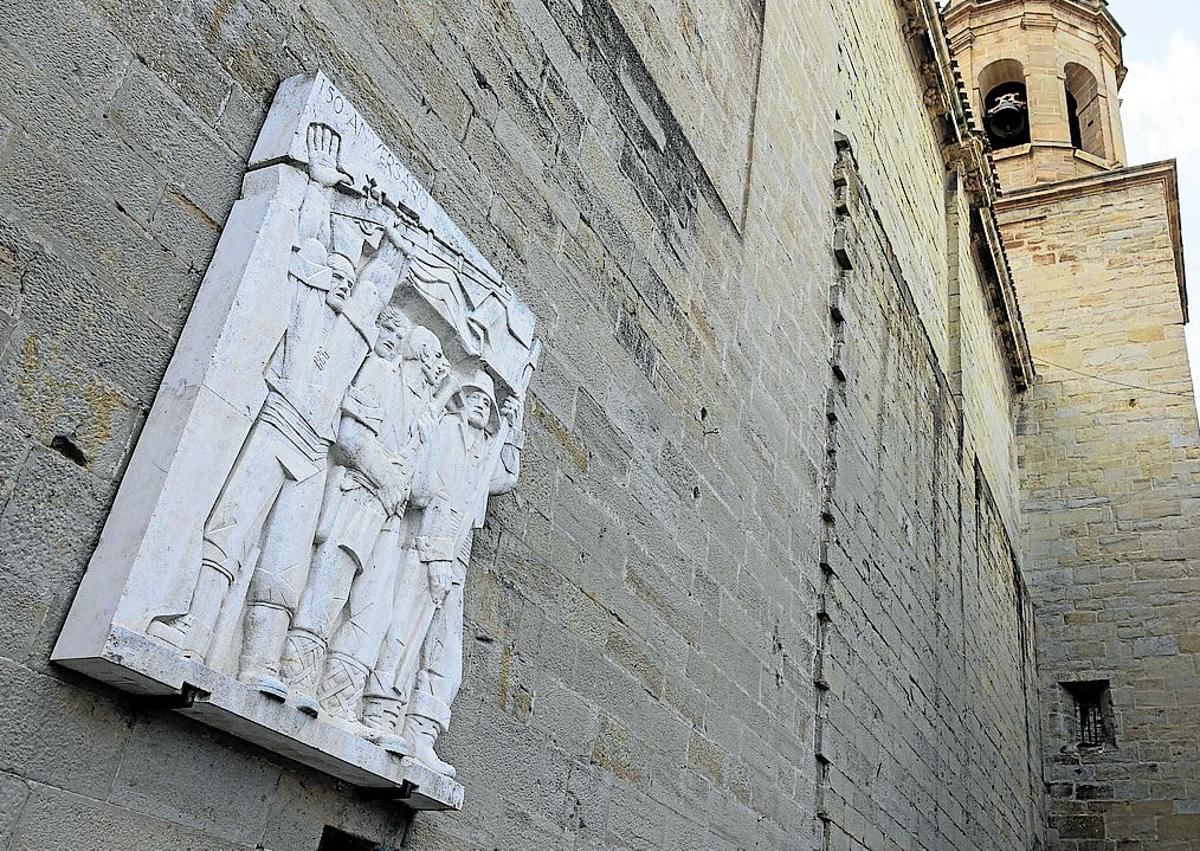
[947,3,1197,850]
[944,0,1128,191]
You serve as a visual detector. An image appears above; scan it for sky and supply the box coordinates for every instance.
[1107,0,1200,398]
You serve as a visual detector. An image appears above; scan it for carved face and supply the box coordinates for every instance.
[374,322,402,359]
[406,328,448,387]
[464,390,492,429]
[327,275,350,310]
[422,347,450,387]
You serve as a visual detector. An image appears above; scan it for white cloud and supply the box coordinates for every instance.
[1121,33,1200,162]
[1120,33,1200,407]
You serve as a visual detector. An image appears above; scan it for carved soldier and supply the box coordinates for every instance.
[390,367,525,776]
[280,314,450,726]
[149,124,414,690]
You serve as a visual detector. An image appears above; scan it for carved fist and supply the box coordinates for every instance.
[381,217,406,248]
[438,371,461,402]
[305,123,345,189]
[501,396,524,431]
[415,409,439,444]
[428,560,453,605]
[382,477,407,516]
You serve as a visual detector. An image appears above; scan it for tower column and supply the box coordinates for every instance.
[1023,18,1072,150]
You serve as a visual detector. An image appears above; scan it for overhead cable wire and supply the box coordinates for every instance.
[1032,356,1195,399]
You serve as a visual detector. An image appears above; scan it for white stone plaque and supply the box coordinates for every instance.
[52,71,540,810]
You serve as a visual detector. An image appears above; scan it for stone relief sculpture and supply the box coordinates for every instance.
[51,72,539,811]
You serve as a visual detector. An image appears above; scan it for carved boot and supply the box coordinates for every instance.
[239,603,290,700]
[318,652,370,726]
[363,724,410,756]
[359,697,409,756]
[146,556,231,662]
[280,628,326,717]
[402,714,455,778]
[361,695,403,737]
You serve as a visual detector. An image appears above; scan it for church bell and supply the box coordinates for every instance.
[986,91,1028,142]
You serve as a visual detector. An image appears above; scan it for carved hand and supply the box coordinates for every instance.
[381,217,406,248]
[306,123,345,189]
[428,560,453,605]
[501,396,524,431]
[437,372,461,404]
[415,409,439,444]
[382,477,407,517]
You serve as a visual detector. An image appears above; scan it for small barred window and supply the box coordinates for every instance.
[1062,680,1114,749]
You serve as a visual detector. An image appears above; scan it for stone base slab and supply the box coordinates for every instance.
[55,626,464,811]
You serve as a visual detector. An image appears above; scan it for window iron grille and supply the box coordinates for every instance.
[1078,693,1105,747]
[1062,680,1113,749]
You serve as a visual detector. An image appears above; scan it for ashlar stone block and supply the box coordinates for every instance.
[51,71,541,811]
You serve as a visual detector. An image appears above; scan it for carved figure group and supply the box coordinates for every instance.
[146,123,531,778]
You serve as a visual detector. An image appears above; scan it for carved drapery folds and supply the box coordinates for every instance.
[52,72,539,810]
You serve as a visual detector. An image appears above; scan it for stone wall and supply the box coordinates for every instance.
[817,138,1042,851]
[1002,168,1200,850]
[0,0,1043,848]
[833,0,951,367]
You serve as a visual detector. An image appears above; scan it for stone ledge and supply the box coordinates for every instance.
[54,626,465,811]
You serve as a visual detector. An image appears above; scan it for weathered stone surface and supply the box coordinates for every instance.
[9,785,248,851]
[0,0,1188,849]
[109,714,280,845]
[0,772,30,847]
[813,138,1043,851]
[0,658,132,799]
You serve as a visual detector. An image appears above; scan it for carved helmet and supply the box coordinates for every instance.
[457,366,500,431]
